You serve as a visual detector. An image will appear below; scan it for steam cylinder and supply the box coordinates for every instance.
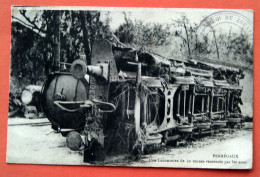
[41,73,89,130]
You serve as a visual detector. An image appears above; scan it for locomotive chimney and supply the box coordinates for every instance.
[70,59,109,81]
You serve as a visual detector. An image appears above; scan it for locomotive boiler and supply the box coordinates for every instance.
[41,39,244,162]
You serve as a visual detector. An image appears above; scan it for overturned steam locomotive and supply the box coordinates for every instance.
[41,39,244,162]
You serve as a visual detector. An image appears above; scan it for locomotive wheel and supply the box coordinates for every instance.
[66,131,83,151]
[130,143,142,161]
[126,128,143,161]
[163,131,169,145]
[238,123,242,129]
[84,139,105,163]
[210,129,214,136]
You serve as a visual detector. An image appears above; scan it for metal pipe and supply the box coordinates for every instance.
[225,90,230,119]
[87,65,103,76]
[134,63,142,134]
[192,87,195,115]
[209,89,213,120]
[183,90,186,118]
[188,93,192,114]
[206,94,210,112]
[177,91,180,116]
[201,96,205,113]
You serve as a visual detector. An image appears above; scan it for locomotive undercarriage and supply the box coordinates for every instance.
[80,79,244,163]
[41,39,247,163]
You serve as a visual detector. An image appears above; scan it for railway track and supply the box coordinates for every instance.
[8,117,51,127]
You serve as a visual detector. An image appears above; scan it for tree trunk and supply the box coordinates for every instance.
[80,11,92,65]
[212,29,220,59]
[195,33,198,55]
[183,22,191,59]
[53,11,61,70]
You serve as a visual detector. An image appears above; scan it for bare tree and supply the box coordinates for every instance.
[173,15,193,59]
[206,24,220,59]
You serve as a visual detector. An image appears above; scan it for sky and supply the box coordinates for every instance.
[12,6,253,34]
[10,6,254,49]
[99,8,253,31]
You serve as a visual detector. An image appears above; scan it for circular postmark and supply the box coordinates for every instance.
[196,11,253,41]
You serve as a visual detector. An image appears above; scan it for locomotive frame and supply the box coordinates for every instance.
[41,39,246,163]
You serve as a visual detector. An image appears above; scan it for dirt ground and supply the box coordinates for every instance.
[6,117,253,169]
[131,129,252,169]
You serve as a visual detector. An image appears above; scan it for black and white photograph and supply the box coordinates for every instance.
[7,6,253,169]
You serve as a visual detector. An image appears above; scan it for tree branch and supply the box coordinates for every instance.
[12,16,35,29]
[19,10,46,34]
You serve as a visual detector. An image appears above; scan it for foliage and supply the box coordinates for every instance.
[10,10,253,95]
[11,22,46,91]
[10,10,111,93]
[172,15,194,58]
[115,13,173,51]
